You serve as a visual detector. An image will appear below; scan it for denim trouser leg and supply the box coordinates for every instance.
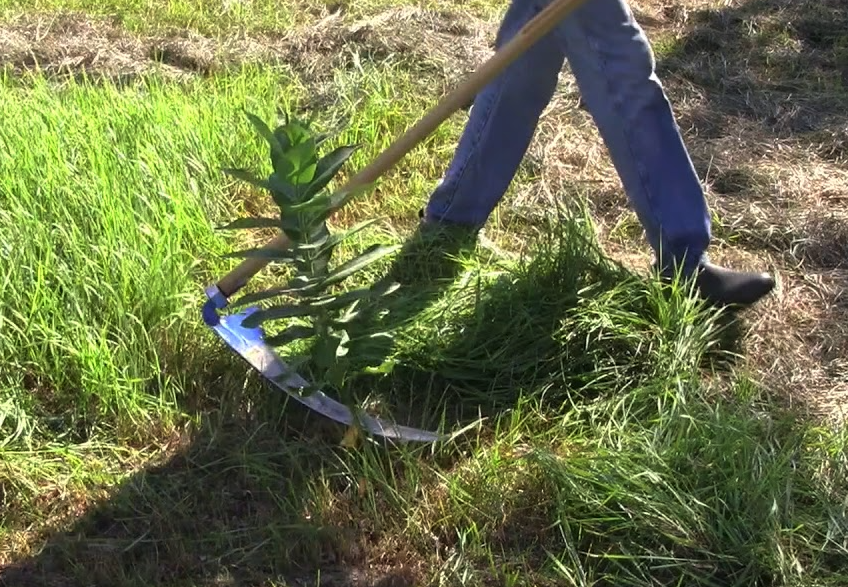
[424,0,711,273]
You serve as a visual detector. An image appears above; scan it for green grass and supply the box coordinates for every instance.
[2,1,848,585]
[0,62,464,438]
[0,69,281,445]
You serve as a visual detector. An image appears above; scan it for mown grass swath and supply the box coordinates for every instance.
[0,0,502,34]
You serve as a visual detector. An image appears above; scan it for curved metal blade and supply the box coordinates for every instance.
[202,286,442,443]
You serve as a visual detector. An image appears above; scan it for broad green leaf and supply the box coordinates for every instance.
[363,360,396,375]
[278,217,304,241]
[279,184,374,238]
[274,118,312,151]
[336,329,351,358]
[297,238,332,252]
[371,279,401,297]
[273,129,291,151]
[282,119,313,146]
[279,214,305,233]
[282,227,306,243]
[314,218,381,257]
[286,225,333,280]
[282,213,327,239]
[288,274,313,286]
[298,292,336,306]
[285,275,314,292]
[304,281,396,312]
[283,191,335,214]
[307,290,360,309]
[313,132,333,147]
[241,303,317,329]
[292,258,314,277]
[316,244,401,291]
[268,173,300,206]
[245,112,292,177]
[349,332,395,368]
[246,111,278,146]
[312,330,348,369]
[304,223,331,247]
[295,183,374,217]
[336,300,360,325]
[285,139,318,187]
[265,325,315,347]
[325,362,349,390]
[309,254,330,281]
[222,168,272,191]
[230,276,320,308]
[292,210,331,235]
[331,310,361,326]
[215,217,280,231]
[303,145,360,199]
[278,201,326,222]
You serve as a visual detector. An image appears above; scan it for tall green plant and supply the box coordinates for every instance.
[218,111,401,396]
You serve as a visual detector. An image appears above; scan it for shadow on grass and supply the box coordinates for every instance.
[655,0,848,161]
[341,210,747,436]
[0,348,420,586]
[0,206,751,587]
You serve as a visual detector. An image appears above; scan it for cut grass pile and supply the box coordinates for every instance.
[0,0,504,35]
[1,0,847,585]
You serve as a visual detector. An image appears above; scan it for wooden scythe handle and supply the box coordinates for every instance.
[215,0,586,297]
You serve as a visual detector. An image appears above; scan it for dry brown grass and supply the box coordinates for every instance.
[0,7,493,86]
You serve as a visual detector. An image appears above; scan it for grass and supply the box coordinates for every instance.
[1,0,848,585]
[0,0,505,35]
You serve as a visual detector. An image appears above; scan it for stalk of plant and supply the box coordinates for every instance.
[218,111,401,405]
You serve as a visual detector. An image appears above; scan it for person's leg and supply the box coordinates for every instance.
[423,0,565,227]
[419,0,773,306]
[553,0,707,273]
[551,0,773,305]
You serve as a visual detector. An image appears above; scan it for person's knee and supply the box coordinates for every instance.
[495,0,543,47]
[617,43,666,121]
[563,1,665,119]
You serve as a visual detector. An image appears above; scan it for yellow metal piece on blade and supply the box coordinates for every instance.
[340,424,362,448]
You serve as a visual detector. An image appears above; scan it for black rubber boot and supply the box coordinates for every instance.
[692,262,775,308]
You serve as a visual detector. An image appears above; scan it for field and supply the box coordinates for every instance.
[1,0,847,585]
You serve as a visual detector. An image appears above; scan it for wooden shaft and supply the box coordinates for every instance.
[215,0,587,298]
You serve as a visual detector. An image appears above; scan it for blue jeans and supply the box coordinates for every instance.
[424,0,711,274]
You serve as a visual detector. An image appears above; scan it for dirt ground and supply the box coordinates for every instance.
[2,1,845,424]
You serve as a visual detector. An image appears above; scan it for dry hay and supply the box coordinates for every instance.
[270,7,493,83]
[0,13,157,80]
[0,8,495,84]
